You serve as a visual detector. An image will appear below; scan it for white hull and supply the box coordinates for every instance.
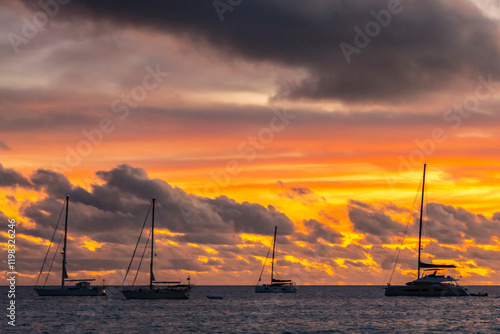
[35,286,106,296]
[121,287,190,299]
[255,285,297,293]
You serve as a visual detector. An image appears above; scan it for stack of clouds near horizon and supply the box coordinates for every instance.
[2,163,500,285]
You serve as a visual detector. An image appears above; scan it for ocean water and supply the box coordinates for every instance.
[3,285,500,333]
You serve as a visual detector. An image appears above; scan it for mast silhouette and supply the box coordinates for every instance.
[417,164,426,279]
[150,198,155,290]
[271,226,277,282]
[61,195,69,287]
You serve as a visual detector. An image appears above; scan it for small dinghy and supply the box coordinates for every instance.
[470,292,488,297]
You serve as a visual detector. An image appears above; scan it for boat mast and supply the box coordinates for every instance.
[150,198,155,290]
[61,195,69,288]
[417,164,426,279]
[271,226,277,282]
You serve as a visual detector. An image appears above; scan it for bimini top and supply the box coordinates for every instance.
[419,261,456,269]
[406,269,459,285]
[272,278,292,283]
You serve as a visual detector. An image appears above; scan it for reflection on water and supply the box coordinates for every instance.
[3,286,500,333]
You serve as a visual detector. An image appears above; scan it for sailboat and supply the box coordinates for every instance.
[255,226,297,293]
[121,198,191,299]
[35,195,106,296]
[385,164,469,297]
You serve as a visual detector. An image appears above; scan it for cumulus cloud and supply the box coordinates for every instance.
[425,202,500,244]
[348,199,500,246]
[295,219,343,244]
[347,200,405,243]
[3,164,302,284]
[0,163,31,187]
[6,164,500,284]
[23,164,295,244]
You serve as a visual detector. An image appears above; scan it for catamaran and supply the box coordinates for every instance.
[385,164,469,297]
[35,195,106,296]
[121,198,191,299]
[255,226,297,293]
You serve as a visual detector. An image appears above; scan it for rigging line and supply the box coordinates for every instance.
[35,201,65,286]
[424,181,429,253]
[388,178,422,284]
[157,207,181,281]
[44,232,64,287]
[256,245,272,285]
[424,181,436,260]
[122,201,152,286]
[132,228,152,286]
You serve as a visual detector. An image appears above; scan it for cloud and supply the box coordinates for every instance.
[17,0,500,103]
[425,203,500,244]
[0,140,9,150]
[347,200,405,243]
[173,233,235,245]
[277,181,326,205]
[10,164,303,284]
[0,210,9,222]
[295,219,343,244]
[31,168,73,195]
[0,163,31,187]
[348,199,500,246]
[23,164,295,244]
[7,163,500,285]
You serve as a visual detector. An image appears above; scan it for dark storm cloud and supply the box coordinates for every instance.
[0,163,31,187]
[18,0,500,102]
[22,164,294,243]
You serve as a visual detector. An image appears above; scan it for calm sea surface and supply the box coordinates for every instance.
[3,286,500,333]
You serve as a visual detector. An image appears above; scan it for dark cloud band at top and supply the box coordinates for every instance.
[17,0,500,103]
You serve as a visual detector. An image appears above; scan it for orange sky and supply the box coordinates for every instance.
[2,0,500,286]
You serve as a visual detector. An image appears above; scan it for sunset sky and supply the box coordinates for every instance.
[2,0,500,286]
